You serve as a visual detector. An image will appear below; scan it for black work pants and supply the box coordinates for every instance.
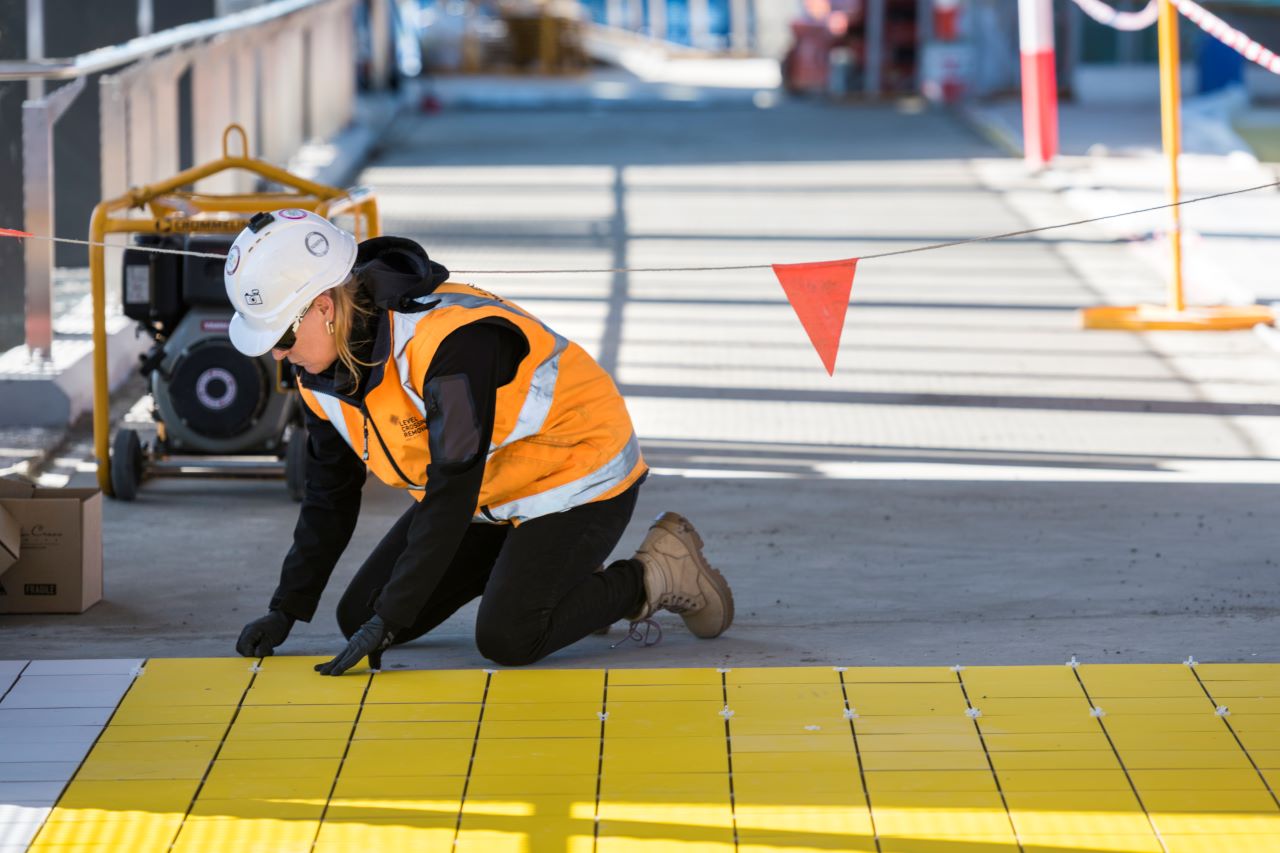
[335,481,645,666]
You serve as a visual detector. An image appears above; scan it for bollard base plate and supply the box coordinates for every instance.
[1081,304,1276,331]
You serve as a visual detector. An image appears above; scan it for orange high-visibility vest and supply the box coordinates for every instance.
[297,283,646,524]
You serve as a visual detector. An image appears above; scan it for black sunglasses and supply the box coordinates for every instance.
[273,302,313,352]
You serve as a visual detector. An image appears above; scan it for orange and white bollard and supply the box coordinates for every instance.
[1018,0,1059,168]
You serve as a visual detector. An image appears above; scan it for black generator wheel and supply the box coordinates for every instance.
[167,340,269,440]
[111,428,144,501]
[285,425,307,503]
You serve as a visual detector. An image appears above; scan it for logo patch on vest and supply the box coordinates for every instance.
[395,415,426,439]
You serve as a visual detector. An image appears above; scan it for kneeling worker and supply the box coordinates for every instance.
[224,210,733,674]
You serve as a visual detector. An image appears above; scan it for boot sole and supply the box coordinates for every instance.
[652,512,735,639]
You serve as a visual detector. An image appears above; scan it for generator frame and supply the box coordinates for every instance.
[89,124,381,497]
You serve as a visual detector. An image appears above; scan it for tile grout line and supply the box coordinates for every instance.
[1188,668,1280,811]
[836,670,881,853]
[953,669,1024,853]
[306,666,377,853]
[0,660,30,704]
[165,660,263,853]
[593,671,608,853]
[719,670,739,852]
[1069,669,1170,853]
[20,660,141,852]
[450,670,492,847]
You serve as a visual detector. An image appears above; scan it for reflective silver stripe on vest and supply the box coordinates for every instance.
[477,433,641,524]
[312,392,355,450]
[389,292,568,451]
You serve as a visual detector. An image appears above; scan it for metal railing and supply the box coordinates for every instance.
[0,0,358,360]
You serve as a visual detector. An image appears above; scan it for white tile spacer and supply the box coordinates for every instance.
[128,665,146,677]
[1184,656,1199,668]
[1090,706,1106,718]
[716,668,732,674]
[950,665,966,673]
[483,669,497,675]
[719,706,735,720]
[1215,706,1231,717]
[965,708,982,719]
[843,708,858,720]
[833,666,848,673]
[597,711,610,722]
[248,662,262,673]
[1066,655,1080,669]
[804,725,822,731]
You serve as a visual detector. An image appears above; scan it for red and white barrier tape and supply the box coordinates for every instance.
[1070,0,1158,32]
[1172,0,1280,75]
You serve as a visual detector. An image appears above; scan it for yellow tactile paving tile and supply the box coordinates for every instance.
[341,738,474,775]
[454,826,595,853]
[28,816,185,848]
[1101,713,1227,733]
[353,720,479,739]
[363,668,487,703]
[478,719,598,739]
[840,667,958,683]
[313,816,459,847]
[597,771,727,797]
[21,659,1280,853]
[856,732,985,752]
[594,820,735,851]
[725,666,841,685]
[1020,836,1164,852]
[988,769,1130,792]
[485,669,604,704]
[1108,730,1241,752]
[1162,837,1280,853]
[608,667,723,685]
[198,775,335,800]
[611,684,725,702]
[856,715,978,734]
[1199,680,1280,697]
[864,770,998,793]
[234,704,360,724]
[1127,768,1269,790]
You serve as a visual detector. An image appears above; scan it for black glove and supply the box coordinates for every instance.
[315,615,396,676]
[235,610,295,657]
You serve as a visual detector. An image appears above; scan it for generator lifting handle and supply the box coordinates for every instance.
[222,123,250,159]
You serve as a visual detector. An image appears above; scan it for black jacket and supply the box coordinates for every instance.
[269,238,526,629]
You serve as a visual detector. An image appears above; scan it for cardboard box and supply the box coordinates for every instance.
[0,479,102,614]
[0,502,17,576]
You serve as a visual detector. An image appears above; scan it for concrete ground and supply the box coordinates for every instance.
[4,98,1280,668]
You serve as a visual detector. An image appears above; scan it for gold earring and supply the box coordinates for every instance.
[326,320,335,335]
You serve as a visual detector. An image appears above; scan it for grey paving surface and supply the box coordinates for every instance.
[3,100,1279,667]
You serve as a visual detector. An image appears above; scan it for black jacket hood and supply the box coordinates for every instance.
[353,236,451,312]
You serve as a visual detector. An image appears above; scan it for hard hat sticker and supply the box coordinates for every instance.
[225,245,241,275]
[244,289,264,306]
[279,208,308,220]
[305,231,330,257]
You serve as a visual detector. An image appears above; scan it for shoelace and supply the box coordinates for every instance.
[656,594,697,614]
[610,618,663,649]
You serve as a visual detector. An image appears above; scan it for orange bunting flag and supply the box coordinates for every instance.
[0,228,33,238]
[771,257,858,375]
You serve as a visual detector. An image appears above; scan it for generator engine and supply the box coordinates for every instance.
[113,233,303,499]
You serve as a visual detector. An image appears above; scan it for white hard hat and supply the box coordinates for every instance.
[223,209,358,357]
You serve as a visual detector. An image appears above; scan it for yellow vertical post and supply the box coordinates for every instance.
[1157,0,1186,313]
[89,207,112,495]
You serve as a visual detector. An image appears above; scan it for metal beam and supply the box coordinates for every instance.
[0,0,328,80]
[22,76,86,358]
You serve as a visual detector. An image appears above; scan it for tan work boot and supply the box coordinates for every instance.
[630,512,733,639]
